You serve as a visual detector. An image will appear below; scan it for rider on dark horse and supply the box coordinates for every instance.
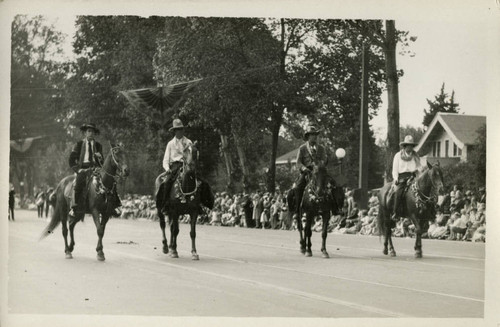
[292,124,329,221]
[68,123,121,219]
[390,135,423,221]
[159,118,193,212]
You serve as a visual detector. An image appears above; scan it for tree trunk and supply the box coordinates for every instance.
[220,134,234,190]
[384,20,400,183]
[232,132,250,192]
[267,108,283,193]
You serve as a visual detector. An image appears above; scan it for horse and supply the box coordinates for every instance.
[288,165,345,258]
[155,142,212,260]
[377,161,444,258]
[40,143,129,261]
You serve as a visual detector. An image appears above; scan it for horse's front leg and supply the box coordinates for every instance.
[320,211,330,258]
[92,210,108,261]
[296,209,306,254]
[304,211,314,257]
[169,213,180,258]
[190,211,199,260]
[413,218,423,258]
[158,210,168,254]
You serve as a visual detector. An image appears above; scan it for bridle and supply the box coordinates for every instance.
[412,165,441,208]
[177,144,198,197]
[101,145,127,180]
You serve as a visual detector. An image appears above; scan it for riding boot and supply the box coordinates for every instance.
[162,179,174,214]
[391,187,400,222]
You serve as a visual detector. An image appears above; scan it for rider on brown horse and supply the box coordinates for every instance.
[292,124,329,221]
[68,123,121,219]
[159,118,193,212]
[390,135,423,221]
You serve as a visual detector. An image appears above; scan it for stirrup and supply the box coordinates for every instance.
[391,213,398,222]
[68,208,76,218]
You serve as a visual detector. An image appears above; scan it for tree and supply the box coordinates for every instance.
[469,124,486,186]
[345,20,415,182]
[10,15,69,195]
[422,83,460,127]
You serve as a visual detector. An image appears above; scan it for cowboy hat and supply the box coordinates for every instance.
[80,123,100,134]
[169,118,186,131]
[303,125,321,140]
[400,135,417,146]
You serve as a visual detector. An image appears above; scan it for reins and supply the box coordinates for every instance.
[411,168,438,209]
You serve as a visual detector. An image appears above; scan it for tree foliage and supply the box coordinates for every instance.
[422,83,460,127]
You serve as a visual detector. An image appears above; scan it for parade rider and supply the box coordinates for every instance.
[160,118,193,210]
[68,123,104,218]
[391,135,423,221]
[293,124,328,220]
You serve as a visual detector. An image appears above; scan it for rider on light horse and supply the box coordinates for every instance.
[390,135,423,221]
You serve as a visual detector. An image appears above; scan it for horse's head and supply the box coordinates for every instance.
[105,142,130,179]
[311,164,329,199]
[184,141,199,172]
[426,161,444,195]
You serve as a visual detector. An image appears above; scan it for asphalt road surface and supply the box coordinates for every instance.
[8,209,484,318]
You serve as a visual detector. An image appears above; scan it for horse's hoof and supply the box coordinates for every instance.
[383,249,388,255]
[322,251,329,259]
[192,254,199,261]
[170,251,179,258]
[390,251,396,257]
[305,251,312,257]
[300,248,306,254]
[65,252,73,259]
[163,246,169,254]
[97,252,105,261]
[415,252,422,258]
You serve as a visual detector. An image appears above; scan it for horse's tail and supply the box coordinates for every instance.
[39,183,64,241]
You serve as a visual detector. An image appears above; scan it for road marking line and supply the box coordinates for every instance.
[201,237,485,271]
[103,248,410,318]
[198,252,484,304]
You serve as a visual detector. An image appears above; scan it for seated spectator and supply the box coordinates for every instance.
[450,209,469,240]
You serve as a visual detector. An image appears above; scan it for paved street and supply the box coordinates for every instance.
[8,210,484,318]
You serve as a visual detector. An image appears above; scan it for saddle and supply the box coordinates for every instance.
[65,171,108,213]
[385,177,414,217]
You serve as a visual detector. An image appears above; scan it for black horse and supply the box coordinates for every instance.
[154,142,213,260]
[288,165,345,258]
[40,143,129,261]
[377,161,444,258]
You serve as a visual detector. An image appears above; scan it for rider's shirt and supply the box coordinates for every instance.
[296,141,328,172]
[83,139,96,164]
[162,136,193,171]
[392,150,422,181]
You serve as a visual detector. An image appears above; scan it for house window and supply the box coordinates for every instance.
[453,143,457,156]
[432,141,441,157]
[458,147,462,156]
[445,140,449,157]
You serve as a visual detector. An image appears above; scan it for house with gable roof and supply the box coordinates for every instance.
[415,112,486,166]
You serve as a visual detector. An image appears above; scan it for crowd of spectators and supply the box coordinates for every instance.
[18,182,486,243]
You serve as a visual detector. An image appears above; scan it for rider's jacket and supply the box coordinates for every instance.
[69,139,103,173]
[296,142,328,173]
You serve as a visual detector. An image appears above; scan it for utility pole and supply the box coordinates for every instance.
[358,43,370,209]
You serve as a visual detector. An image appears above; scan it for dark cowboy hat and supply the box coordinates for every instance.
[80,123,100,134]
[399,135,417,146]
[169,118,186,131]
[303,125,321,140]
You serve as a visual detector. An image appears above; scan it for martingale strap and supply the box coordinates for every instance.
[411,182,436,209]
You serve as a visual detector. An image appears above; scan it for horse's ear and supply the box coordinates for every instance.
[427,161,433,169]
[193,140,198,147]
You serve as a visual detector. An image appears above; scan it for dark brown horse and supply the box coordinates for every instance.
[288,165,344,258]
[155,142,208,260]
[377,161,444,258]
[40,143,129,261]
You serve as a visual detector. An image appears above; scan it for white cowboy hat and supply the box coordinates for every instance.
[400,135,417,146]
[169,118,186,131]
